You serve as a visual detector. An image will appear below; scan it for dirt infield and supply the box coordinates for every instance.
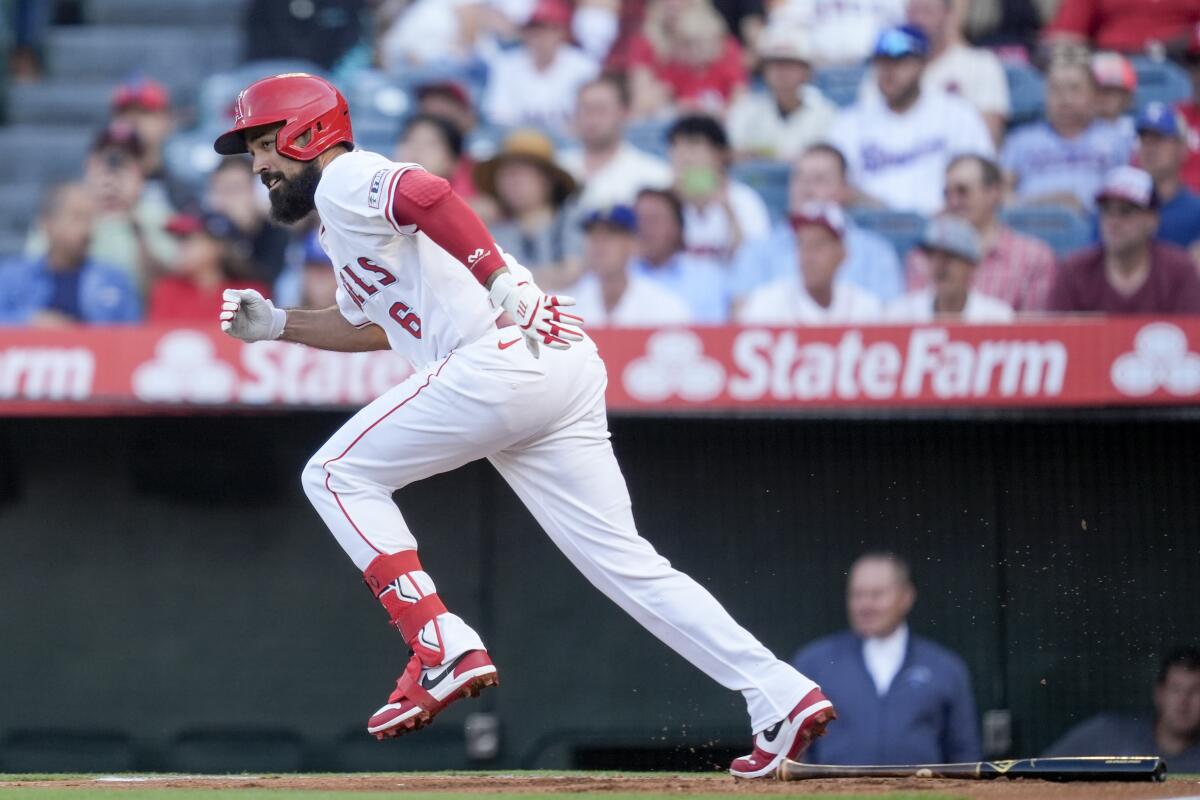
[5,773,1199,798]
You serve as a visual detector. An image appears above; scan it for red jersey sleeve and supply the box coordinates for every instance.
[386,168,507,286]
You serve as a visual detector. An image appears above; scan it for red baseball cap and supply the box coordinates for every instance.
[111,77,171,112]
[525,0,571,28]
[415,80,472,109]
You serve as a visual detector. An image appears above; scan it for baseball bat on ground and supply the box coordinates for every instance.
[777,756,1166,782]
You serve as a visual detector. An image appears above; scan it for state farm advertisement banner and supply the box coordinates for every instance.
[0,319,1198,415]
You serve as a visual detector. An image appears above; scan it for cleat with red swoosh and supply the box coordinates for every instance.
[368,649,499,739]
[729,688,837,779]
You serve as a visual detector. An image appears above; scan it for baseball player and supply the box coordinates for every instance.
[214,73,835,779]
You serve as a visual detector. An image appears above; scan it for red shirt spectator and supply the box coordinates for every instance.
[1044,0,1200,53]
[628,33,746,110]
[1048,165,1200,314]
[1048,241,1200,313]
[149,275,269,323]
[149,213,269,323]
[627,0,748,117]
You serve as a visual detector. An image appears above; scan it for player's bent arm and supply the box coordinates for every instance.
[219,288,389,352]
[281,305,391,352]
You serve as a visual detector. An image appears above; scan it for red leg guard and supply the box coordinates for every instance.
[363,551,448,664]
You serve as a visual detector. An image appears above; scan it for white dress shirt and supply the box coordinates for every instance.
[862,622,909,695]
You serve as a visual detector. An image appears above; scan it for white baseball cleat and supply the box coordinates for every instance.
[728,688,837,779]
[367,649,499,739]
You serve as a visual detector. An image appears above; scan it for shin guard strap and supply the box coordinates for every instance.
[393,594,447,642]
[363,550,424,595]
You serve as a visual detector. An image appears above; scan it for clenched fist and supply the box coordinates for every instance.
[219,288,287,342]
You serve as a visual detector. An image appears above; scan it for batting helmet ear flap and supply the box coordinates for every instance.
[214,73,354,161]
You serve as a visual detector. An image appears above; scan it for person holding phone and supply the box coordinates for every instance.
[666,114,770,270]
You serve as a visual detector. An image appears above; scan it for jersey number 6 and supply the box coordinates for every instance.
[389,302,422,339]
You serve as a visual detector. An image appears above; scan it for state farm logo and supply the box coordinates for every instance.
[1110,322,1200,397]
[133,330,237,403]
[0,345,94,400]
[623,330,725,402]
[621,327,1069,404]
[131,330,415,406]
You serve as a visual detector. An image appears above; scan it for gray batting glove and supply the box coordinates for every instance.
[219,288,287,342]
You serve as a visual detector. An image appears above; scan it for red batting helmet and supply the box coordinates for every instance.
[213,73,353,161]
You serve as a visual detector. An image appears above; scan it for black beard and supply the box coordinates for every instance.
[267,160,322,224]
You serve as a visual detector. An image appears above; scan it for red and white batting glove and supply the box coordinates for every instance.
[219,288,287,342]
[487,272,584,358]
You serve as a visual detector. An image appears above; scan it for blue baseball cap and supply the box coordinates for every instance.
[581,204,636,232]
[1136,102,1184,139]
[871,25,928,60]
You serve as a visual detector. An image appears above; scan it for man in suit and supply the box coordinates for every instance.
[793,553,981,764]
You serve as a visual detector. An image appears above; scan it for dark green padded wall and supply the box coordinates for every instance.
[0,415,1194,771]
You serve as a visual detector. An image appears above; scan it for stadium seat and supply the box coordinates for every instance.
[1001,206,1093,258]
[0,729,137,772]
[0,124,93,182]
[197,60,326,128]
[163,127,227,193]
[1130,57,1192,111]
[1005,62,1045,127]
[44,25,242,85]
[166,728,307,773]
[87,0,249,26]
[814,65,866,108]
[731,160,791,223]
[849,208,927,259]
[6,80,113,126]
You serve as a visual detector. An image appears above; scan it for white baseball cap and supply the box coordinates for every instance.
[1095,165,1158,210]
[757,25,814,64]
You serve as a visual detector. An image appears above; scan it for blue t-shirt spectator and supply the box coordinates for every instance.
[1157,188,1200,250]
[629,253,730,324]
[730,221,905,302]
[1001,120,1132,212]
[0,255,141,325]
[793,629,981,765]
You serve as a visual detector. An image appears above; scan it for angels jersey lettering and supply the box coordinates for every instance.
[315,151,508,369]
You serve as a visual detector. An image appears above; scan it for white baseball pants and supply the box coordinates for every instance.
[300,328,816,731]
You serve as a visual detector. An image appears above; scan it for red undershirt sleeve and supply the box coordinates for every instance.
[386,168,508,286]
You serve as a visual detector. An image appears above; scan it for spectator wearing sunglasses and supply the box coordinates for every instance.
[1047,166,1200,314]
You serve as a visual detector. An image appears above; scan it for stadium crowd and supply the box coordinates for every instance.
[3,0,1200,327]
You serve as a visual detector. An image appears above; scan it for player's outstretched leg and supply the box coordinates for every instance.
[489,387,835,778]
[299,358,506,739]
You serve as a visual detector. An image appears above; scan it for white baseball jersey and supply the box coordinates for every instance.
[315,150,530,370]
[302,148,819,737]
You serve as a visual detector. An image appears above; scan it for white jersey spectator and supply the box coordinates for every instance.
[726,24,838,161]
[483,2,599,136]
[829,25,993,214]
[667,114,772,266]
[875,0,1009,144]
[737,201,883,324]
[885,288,1013,321]
[684,182,771,263]
[558,75,672,210]
[741,276,882,323]
[569,204,693,327]
[769,0,906,66]
[570,272,693,326]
